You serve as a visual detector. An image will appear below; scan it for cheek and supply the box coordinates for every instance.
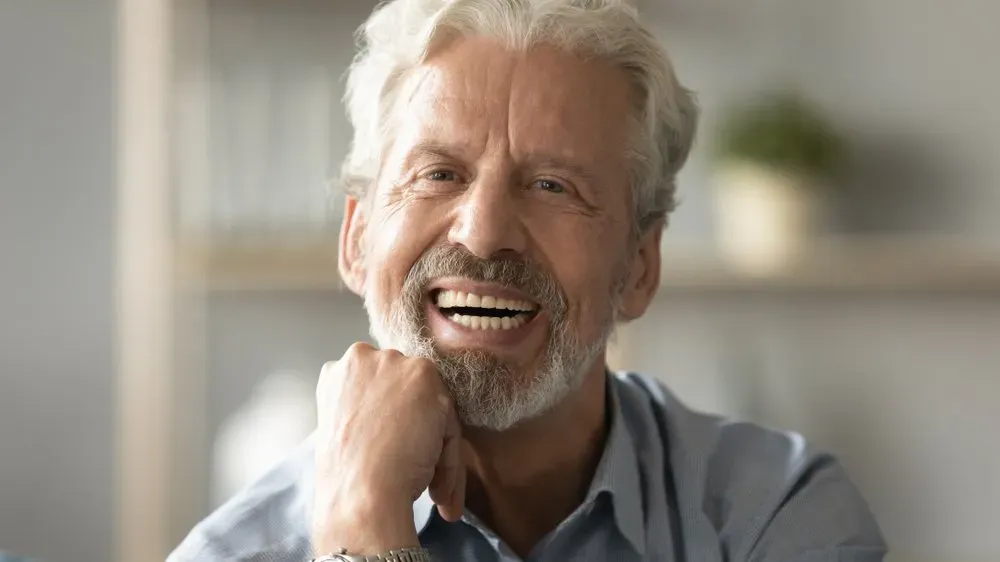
[524,215,627,325]
[364,199,450,299]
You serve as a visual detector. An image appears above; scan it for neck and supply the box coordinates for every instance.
[461,359,610,558]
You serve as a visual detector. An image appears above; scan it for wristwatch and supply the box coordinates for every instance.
[313,547,431,562]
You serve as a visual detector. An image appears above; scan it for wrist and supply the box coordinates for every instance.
[313,491,418,555]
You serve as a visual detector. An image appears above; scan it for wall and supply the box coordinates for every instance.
[0,1,118,561]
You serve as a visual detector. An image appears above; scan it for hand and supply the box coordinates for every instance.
[311,342,467,555]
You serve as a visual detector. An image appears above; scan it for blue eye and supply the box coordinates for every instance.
[533,179,565,193]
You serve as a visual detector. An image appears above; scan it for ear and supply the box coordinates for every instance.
[338,196,367,297]
[617,220,663,322]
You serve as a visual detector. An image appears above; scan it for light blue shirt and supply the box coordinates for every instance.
[168,372,887,561]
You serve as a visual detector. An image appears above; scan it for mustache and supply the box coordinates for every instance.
[401,245,566,317]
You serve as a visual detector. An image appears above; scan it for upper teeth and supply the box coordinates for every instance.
[435,290,536,312]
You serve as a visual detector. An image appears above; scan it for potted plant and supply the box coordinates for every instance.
[711,91,847,272]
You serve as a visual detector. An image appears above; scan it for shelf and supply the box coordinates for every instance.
[175,236,1000,293]
[657,238,1000,292]
[175,238,343,292]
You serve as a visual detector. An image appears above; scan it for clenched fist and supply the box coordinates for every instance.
[311,342,467,555]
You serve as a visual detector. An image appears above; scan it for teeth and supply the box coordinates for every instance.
[435,290,536,312]
[449,313,530,331]
[436,289,537,331]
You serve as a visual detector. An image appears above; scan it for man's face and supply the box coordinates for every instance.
[346,37,645,429]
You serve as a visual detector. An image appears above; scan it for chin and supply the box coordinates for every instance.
[433,344,596,431]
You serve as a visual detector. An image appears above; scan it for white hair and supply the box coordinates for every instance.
[340,0,699,231]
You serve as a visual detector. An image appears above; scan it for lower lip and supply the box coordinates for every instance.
[425,301,545,350]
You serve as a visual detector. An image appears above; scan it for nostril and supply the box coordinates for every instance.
[447,201,527,258]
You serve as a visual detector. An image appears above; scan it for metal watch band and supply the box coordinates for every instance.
[312,547,431,562]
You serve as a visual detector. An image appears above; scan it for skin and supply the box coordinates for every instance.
[313,36,664,558]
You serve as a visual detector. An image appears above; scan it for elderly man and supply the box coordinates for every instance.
[170,1,886,561]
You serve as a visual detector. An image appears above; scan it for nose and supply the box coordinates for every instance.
[447,168,527,259]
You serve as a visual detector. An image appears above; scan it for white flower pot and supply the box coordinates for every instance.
[713,162,823,274]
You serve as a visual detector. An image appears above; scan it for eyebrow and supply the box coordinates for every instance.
[403,141,469,166]
[403,141,597,182]
[521,153,597,183]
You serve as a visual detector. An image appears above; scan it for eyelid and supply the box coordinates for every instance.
[418,165,460,178]
[532,178,562,191]
[415,165,469,187]
[532,175,575,194]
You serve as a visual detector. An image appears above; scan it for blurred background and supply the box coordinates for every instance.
[2,0,999,561]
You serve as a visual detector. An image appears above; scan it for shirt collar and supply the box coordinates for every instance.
[412,372,646,555]
[584,372,646,554]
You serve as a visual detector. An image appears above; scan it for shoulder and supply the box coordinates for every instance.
[167,437,315,562]
[613,372,887,560]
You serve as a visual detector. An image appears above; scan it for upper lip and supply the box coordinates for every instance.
[427,278,539,307]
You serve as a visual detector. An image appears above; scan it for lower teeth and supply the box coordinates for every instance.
[449,313,527,330]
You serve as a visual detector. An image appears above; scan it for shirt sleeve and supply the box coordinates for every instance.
[165,532,216,562]
[747,456,888,562]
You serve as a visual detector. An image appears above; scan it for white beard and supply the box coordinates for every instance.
[362,245,623,430]
[366,297,610,430]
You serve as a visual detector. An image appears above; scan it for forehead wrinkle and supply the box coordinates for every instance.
[398,77,488,163]
[397,38,631,196]
[474,43,516,165]
[401,38,522,173]
[433,37,518,164]
[504,47,633,193]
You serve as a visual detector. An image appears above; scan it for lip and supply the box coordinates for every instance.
[425,296,546,353]
[427,278,539,308]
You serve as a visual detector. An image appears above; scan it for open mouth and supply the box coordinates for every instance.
[432,289,539,331]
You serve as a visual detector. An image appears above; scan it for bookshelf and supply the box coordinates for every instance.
[175,235,1000,293]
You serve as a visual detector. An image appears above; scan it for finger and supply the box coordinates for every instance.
[429,402,464,522]
[428,402,461,515]
[442,414,467,522]
[449,440,469,518]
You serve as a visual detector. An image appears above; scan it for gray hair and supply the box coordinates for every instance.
[340,0,699,231]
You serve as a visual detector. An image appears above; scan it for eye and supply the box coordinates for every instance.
[532,179,566,193]
[426,169,459,182]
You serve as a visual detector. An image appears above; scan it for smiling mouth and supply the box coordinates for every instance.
[432,289,539,330]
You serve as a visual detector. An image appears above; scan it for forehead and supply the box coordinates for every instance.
[392,36,634,169]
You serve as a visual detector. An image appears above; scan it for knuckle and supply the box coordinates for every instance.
[408,359,446,401]
[344,341,373,358]
[380,347,404,361]
[316,360,337,388]
[342,342,376,374]
[320,360,338,375]
[409,357,438,379]
[434,390,455,419]
[316,360,339,399]
[438,391,454,410]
